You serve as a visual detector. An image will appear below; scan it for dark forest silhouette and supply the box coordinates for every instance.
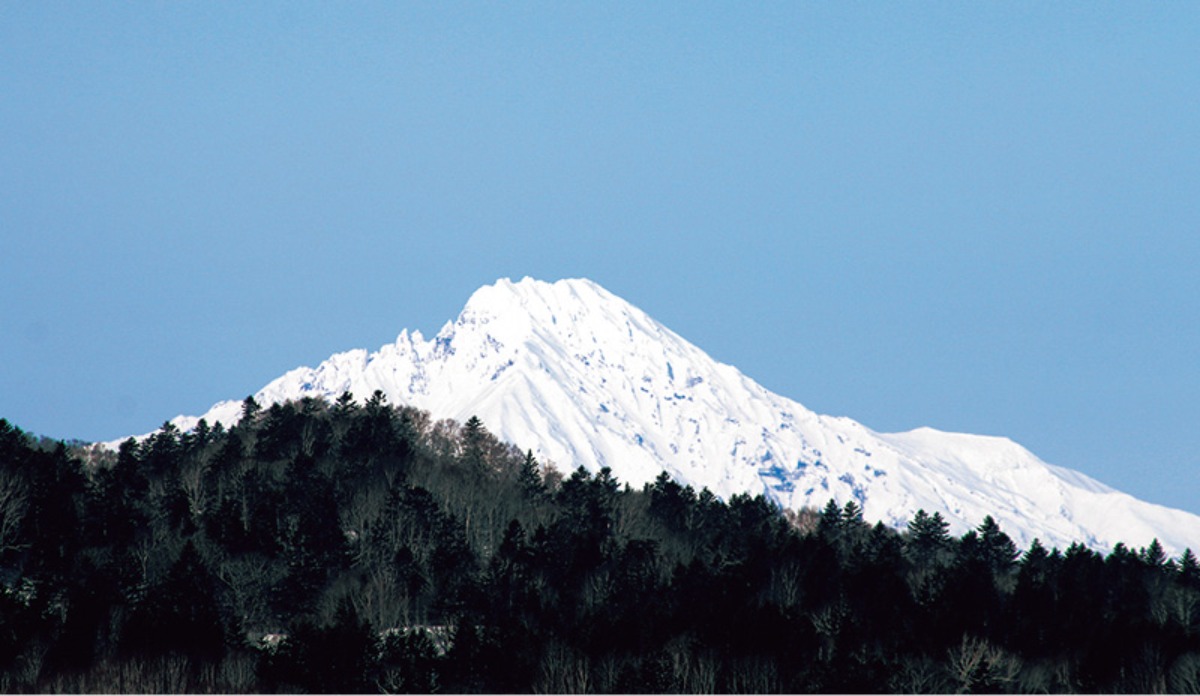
[1,393,1198,692]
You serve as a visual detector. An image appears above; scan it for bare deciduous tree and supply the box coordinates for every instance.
[891,656,948,694]
[0,469,28,555]
[179,459,208,521]
[536,642,591,695]
[947,634,1020,693]
[1170,653,1200,694]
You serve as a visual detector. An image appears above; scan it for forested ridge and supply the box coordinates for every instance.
[1,393,1199,693]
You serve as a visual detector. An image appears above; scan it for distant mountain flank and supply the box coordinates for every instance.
[158,277,1200,555]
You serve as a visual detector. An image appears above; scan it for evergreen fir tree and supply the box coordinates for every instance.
[517,449,544,498]
[1179,548,1200,587]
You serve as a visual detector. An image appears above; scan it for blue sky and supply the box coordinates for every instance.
[3,3,1198,517]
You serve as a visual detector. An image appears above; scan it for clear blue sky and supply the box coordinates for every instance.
[3,3,1198,516]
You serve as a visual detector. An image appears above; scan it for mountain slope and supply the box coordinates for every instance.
[165,277,1200,555]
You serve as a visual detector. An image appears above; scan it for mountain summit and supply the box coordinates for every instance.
[169,277,1200,554]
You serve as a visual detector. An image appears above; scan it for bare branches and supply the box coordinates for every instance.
[0,469,28,555]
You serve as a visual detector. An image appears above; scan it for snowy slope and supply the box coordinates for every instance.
[162,277,1200,556]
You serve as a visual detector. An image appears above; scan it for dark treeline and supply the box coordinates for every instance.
[1,394,1199,693]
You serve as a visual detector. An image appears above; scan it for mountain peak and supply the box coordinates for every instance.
[462,276,603,305]
[457,277,617,325]
[156,278,1200,556]
[448,277,668,364]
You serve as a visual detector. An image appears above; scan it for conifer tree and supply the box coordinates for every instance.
[1140,538,1168,568]
[1180,548,1200,587]
[517,450,544,498]
[842,499,864,527]
[975,515,1019,572]
[461,415,488,471]
[906,509,951,559]
[239,395,261,425]
[817,499,843,541]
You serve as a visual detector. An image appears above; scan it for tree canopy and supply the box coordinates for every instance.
[0,406,1197,693]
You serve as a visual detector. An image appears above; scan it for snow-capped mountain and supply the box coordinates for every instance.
[164,277,1200,555]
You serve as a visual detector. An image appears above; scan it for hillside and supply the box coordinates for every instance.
[4,406,1200,692]
[159,277,1200,555]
